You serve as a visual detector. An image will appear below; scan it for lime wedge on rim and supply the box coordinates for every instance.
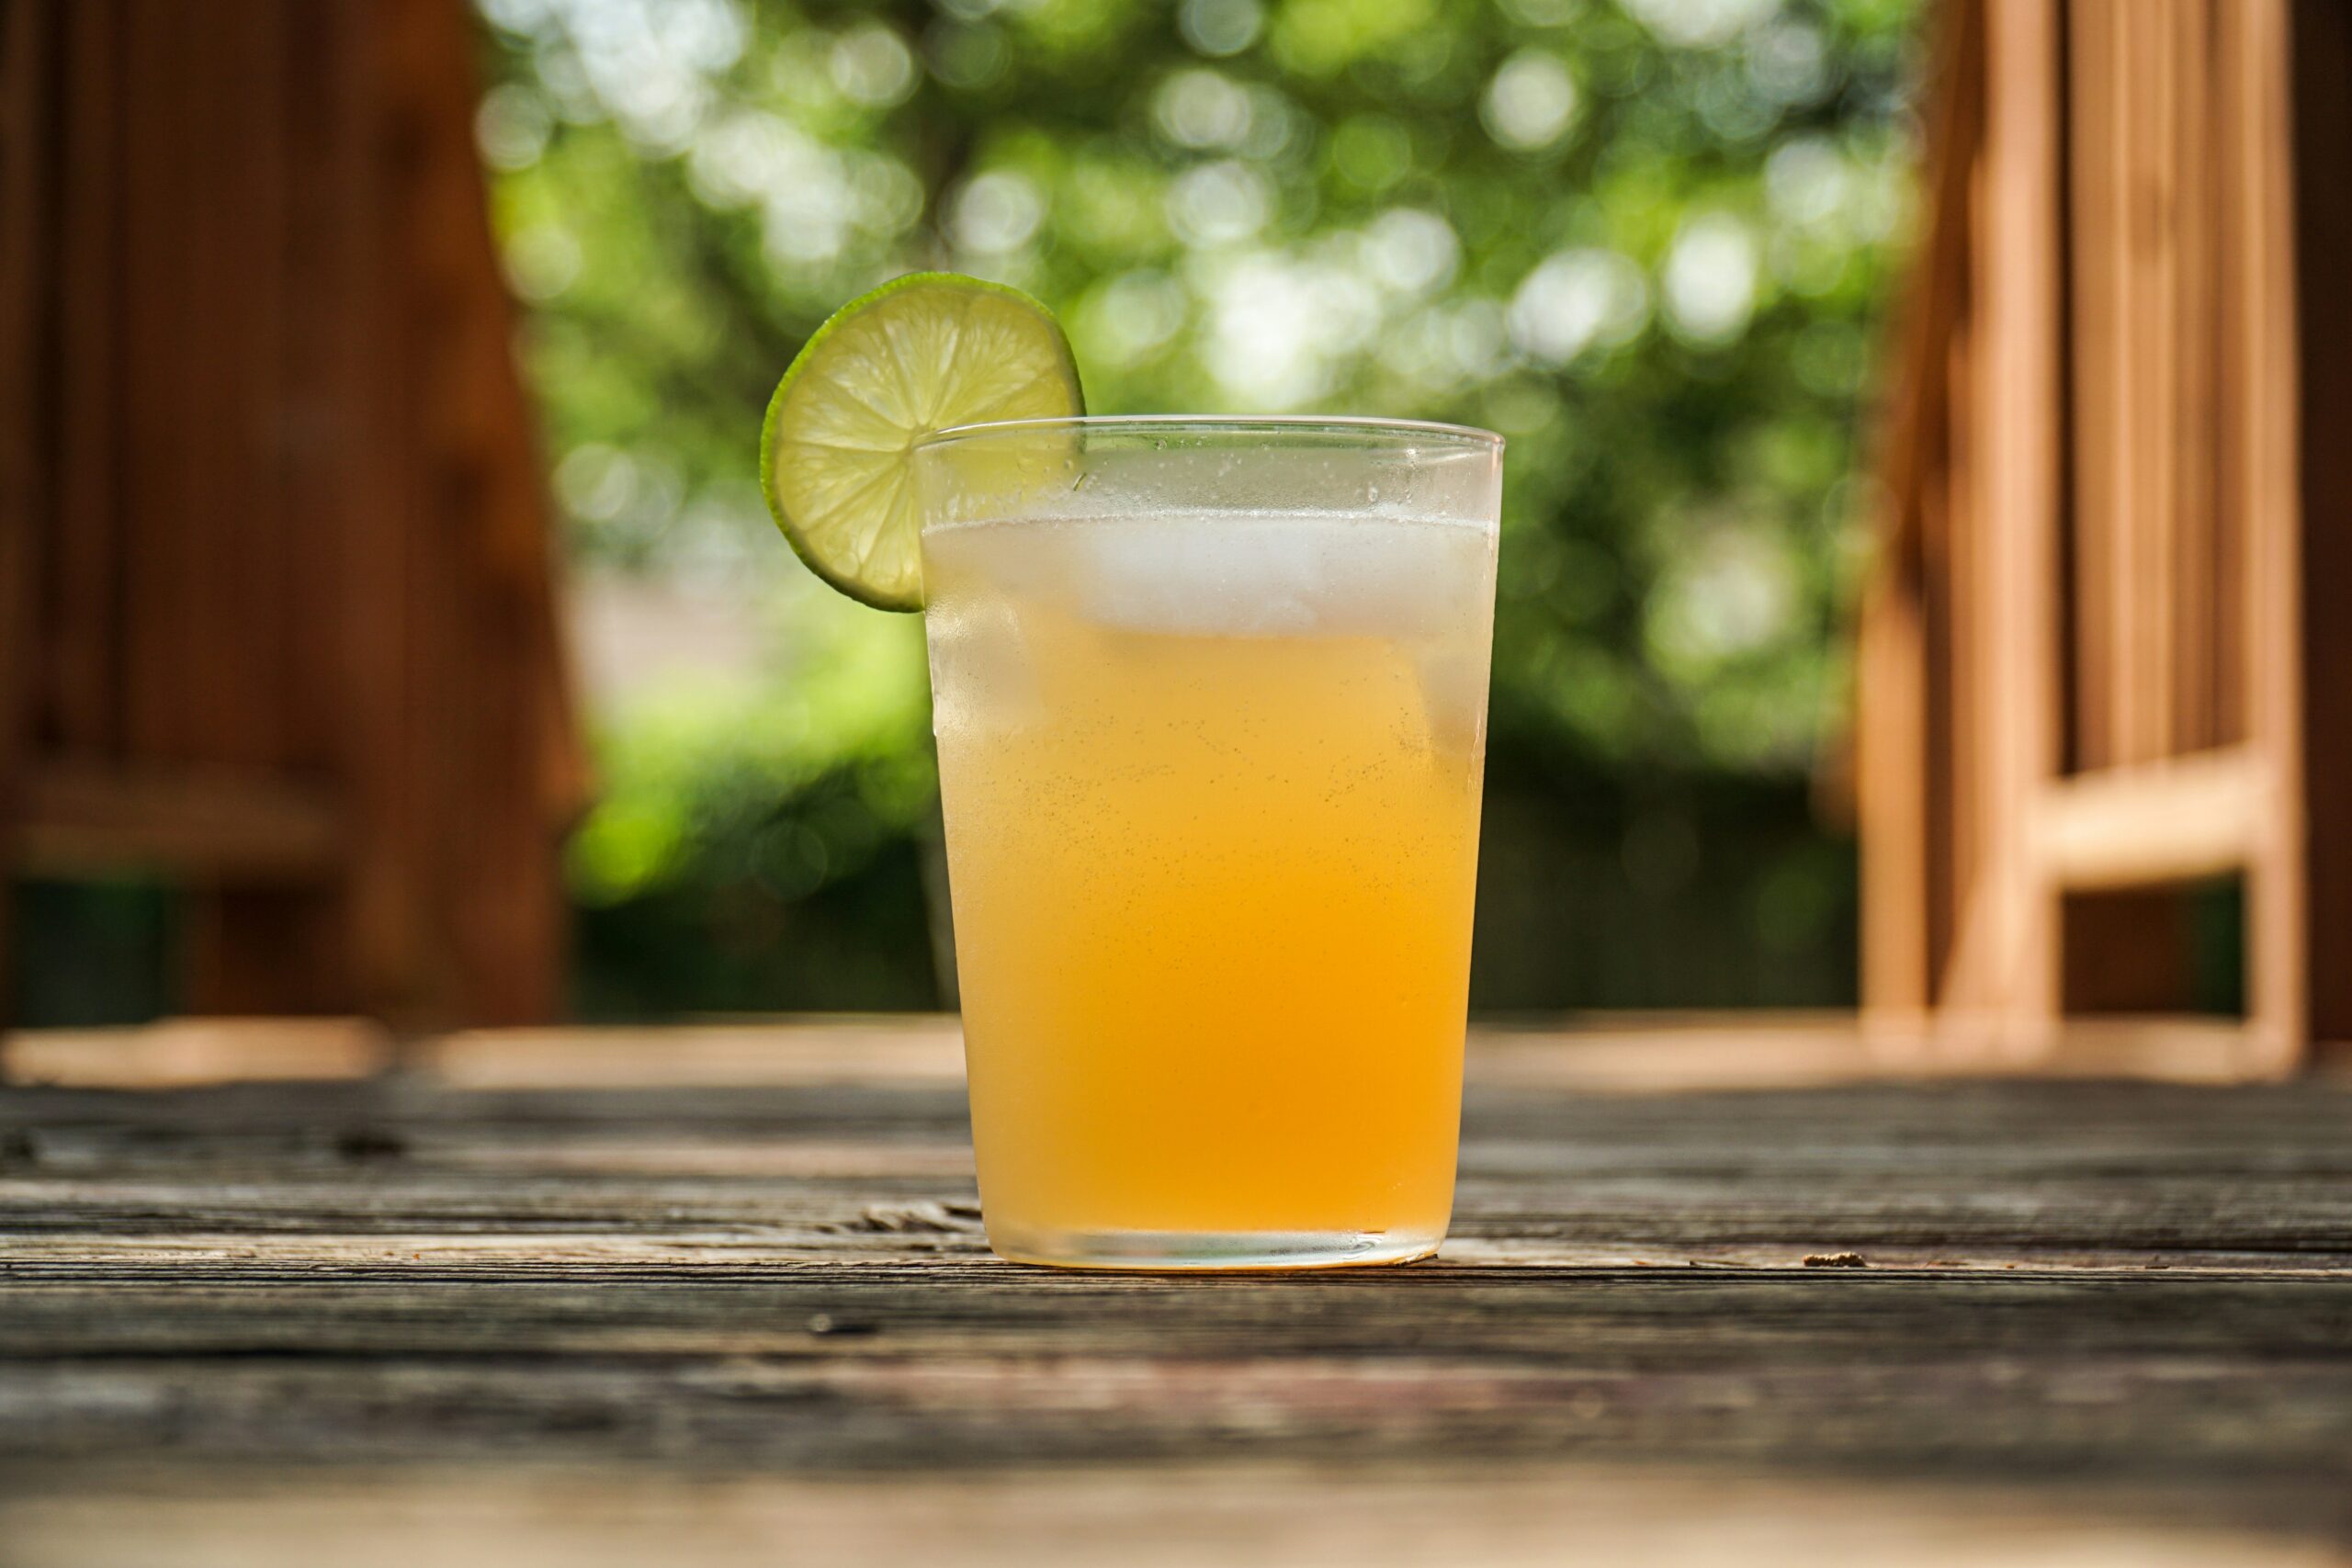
[759,272,1084,611]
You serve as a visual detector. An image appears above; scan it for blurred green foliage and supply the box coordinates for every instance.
[476,0,1921,1016]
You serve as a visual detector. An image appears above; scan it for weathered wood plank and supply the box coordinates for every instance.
[0,1028,2346,1559]
[0,1288,2344,1476]
[10,1014,2314,1092]
[5,1464,2341,1568]
[1,1081,2347,1415]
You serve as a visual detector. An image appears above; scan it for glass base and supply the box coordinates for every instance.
[984,1224,1442,1272]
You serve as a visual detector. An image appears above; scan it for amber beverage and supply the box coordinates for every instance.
[915,418,1501,1269]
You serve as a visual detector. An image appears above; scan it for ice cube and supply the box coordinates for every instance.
[1067,513,1479,639]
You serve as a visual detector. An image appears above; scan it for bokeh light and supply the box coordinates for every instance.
[476,0,1922,1014]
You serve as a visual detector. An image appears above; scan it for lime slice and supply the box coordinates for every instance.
[760,273,1084,611]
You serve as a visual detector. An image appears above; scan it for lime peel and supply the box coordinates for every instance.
[760,272,1084,611]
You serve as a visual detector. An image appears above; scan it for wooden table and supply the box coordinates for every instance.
[2,1019,2348,1565]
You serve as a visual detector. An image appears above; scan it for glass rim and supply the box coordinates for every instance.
[912,413,1504,453]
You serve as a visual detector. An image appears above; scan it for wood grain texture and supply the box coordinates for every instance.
[1856,0,1980,1016]
[14,761,343,879]
[0,0,55,1027]
[46,0,120,754]
[2289,0,2352,1052]
[0,1022,2346,1566]
[1867,0,2351,1072]
[0,0,577,1028]
[6,1465,2343,1568]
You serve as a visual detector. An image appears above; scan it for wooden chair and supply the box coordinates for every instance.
[0,0,585,1029]
[1860,0,2352,1074]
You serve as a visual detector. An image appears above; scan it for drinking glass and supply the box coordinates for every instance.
[912,417,1502,1269]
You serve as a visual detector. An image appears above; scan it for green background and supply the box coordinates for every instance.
[473,0,1921,1019]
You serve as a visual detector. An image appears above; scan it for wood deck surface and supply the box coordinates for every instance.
[1,1017,2346,1564]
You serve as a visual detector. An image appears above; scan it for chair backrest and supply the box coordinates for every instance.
[0,0,586,1028]
[1858,0,2352,1075]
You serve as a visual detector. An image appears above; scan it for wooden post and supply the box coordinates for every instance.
[1859,0,1982,1024]
[2287,0,2352,1060]
[50,0,120,756]
[1929,0,2063,1057]
[0,0,53,1029]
